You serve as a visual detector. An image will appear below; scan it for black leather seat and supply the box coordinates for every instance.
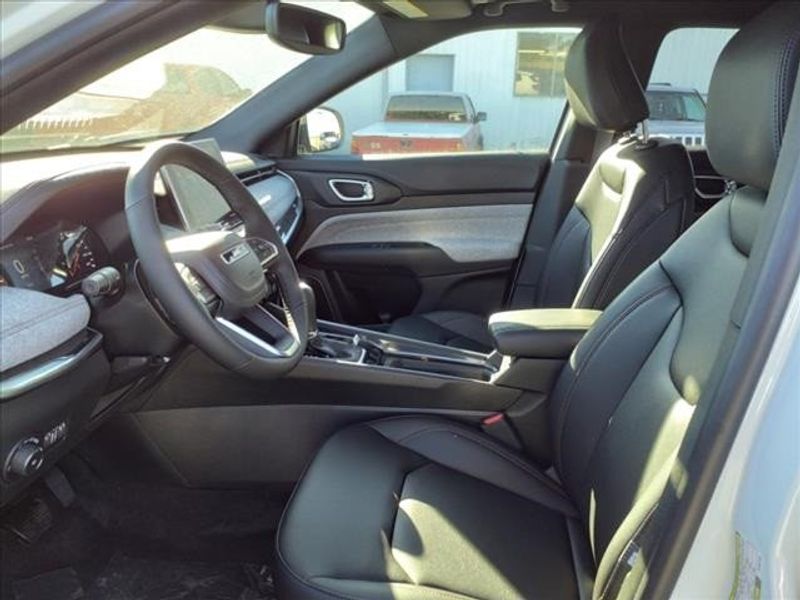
[276,5,800,599]
[389,21,695,353]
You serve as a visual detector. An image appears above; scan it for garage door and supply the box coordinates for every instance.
[406,54,455,92]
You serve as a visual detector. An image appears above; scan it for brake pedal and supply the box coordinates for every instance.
[44,467,76,508]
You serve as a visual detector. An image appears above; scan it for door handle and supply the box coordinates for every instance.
[328,178,375,202]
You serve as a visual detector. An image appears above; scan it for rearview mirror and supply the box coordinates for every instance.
[476,111,487,123]
[265,1,346,55]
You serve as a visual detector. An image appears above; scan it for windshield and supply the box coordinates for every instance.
[0,2,372,154]
[645,90,707,122]
[385,95,470,122]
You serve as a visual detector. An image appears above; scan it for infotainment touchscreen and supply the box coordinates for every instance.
[161,138,232,231]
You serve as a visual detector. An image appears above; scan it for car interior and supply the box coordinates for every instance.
[0,1,799,599]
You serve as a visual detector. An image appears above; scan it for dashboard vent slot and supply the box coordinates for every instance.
[237,165,277,186]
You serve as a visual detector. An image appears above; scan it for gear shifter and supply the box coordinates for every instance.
[299,281,319,340]
[299,281,330,355]
[299,282,367,361]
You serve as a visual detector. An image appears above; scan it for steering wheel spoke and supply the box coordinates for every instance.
[175,262,220,310]
[246,237,280,271]
[216,304,300,358]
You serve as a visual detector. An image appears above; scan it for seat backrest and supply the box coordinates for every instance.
[546,4,800,595]
[536,22,695,310]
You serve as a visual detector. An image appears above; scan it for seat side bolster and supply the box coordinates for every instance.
[369,416,578,516]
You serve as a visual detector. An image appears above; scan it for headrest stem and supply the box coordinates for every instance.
[640,119,650,144]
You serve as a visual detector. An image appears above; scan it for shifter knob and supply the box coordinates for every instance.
[299,281,318,339]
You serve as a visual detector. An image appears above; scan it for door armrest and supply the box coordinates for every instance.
[488,308,601,358]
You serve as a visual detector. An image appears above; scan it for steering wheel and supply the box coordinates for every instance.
[125,142,308,378]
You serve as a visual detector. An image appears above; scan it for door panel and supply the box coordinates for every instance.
[280,152,548,325]
[298,204,531,263]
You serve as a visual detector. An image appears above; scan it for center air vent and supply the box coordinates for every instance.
[237,165,277,186]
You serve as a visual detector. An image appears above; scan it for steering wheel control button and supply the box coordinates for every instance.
[5,438,45,479]
[221,243,251,265]
[249,239,279,267]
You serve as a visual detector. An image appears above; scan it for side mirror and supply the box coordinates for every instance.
[476,111,487,123]
[265,1,346,56]
[299,107,344,154]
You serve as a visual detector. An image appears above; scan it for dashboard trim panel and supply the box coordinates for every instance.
[0,329,103,400]
[276,169,303,245]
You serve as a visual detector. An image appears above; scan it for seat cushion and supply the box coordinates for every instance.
[388,311,493,352]
[276,416,592,600]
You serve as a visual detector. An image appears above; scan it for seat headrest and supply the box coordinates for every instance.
[706,1,800,191]
[564,20,649,132]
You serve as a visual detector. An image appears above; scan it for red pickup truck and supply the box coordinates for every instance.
[351,92,486,155]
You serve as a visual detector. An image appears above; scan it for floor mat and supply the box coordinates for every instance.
[2,459,287,600]
[84,555,275,600]
[10,559,276,600]
[11,567,84,600]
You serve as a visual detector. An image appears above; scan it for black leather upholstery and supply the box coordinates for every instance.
[537,138,694,310]
[389,310,494,352]
[277,5,799,599]
[705,1,800,190]
[564,20,649,132]
[488,308,601,358]
[389,24,694,354]
[277,417,593,600]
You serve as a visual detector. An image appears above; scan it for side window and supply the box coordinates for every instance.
[648,27,737,148]
[300,27,580,157]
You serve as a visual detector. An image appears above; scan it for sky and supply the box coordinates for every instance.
[83,1,372,99]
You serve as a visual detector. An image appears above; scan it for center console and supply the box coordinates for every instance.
[297,282,501,382]
[308,319,502,382]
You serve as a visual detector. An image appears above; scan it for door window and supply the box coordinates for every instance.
[648,27,737,148]
[300,27,581,157]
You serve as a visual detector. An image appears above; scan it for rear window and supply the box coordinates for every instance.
[385,95,468,122]
[646,90,706,122]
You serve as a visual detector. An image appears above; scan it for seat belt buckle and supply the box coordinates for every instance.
[481,413,523,451]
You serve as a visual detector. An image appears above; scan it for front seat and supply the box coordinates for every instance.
[276,5,799,600]
[389,20,695,353]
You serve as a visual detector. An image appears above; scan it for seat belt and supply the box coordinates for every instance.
[598,502,670,600]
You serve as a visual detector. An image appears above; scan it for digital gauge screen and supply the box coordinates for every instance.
[0,224,110,295]
[160,138,233,231]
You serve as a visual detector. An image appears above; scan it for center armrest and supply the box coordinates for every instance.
[488,308,601,358]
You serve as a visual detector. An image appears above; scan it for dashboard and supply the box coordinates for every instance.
[0,149,303,293]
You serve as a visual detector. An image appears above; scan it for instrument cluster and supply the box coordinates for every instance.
[0,223,110,295]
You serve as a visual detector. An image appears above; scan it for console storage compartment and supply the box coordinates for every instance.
[488,308,601,358]
[311,320,500,382]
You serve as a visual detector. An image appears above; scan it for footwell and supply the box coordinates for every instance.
[85,555,275,600]
[11,559,276,600]
[2,459,287,600]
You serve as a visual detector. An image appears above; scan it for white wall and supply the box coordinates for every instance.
[651,28,736,97]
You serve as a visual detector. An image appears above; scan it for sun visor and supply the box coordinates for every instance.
[378,0,472,20]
